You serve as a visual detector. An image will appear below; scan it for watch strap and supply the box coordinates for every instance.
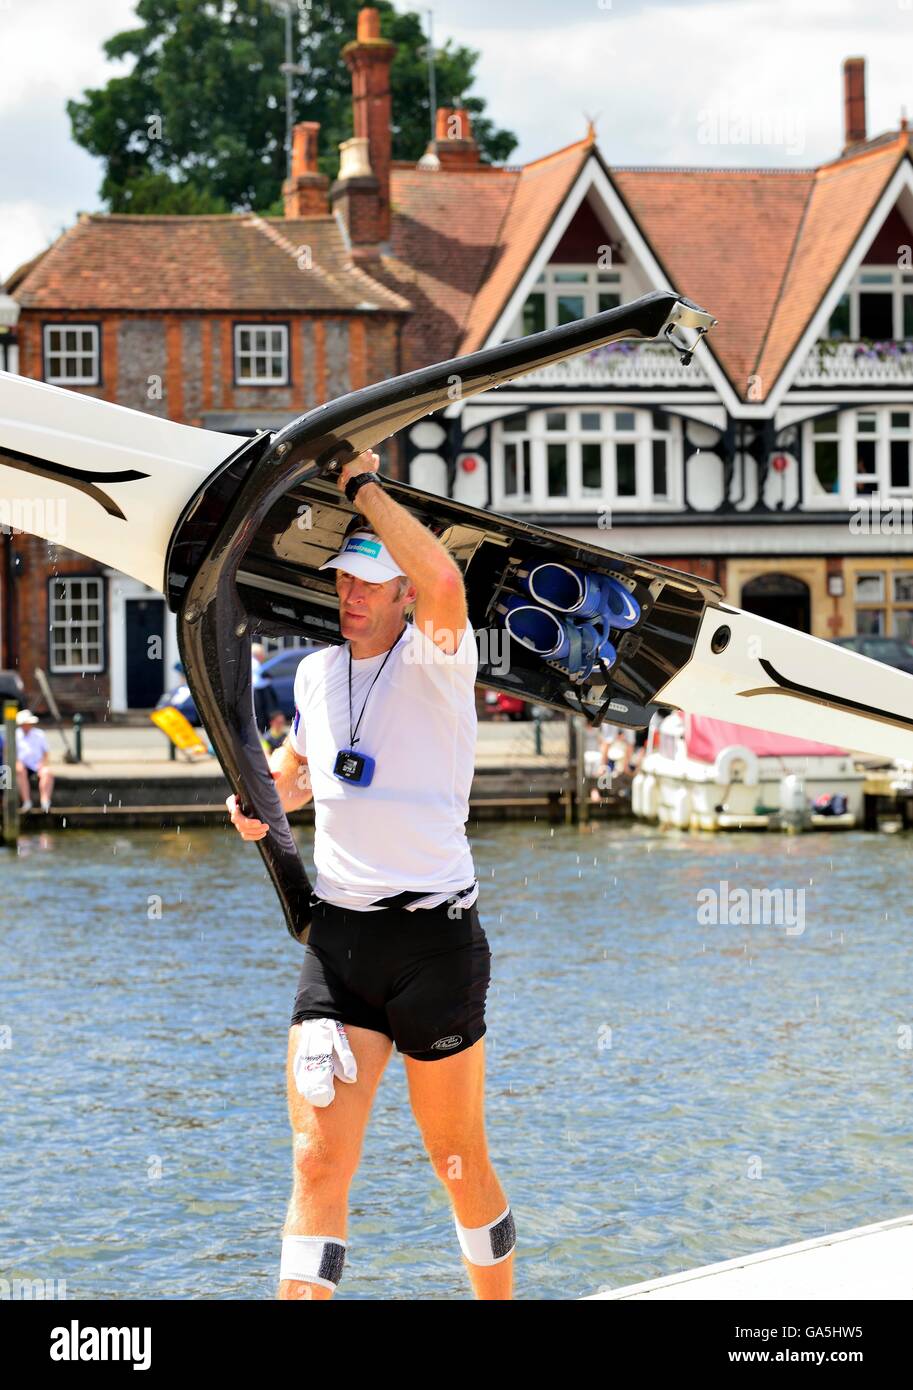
[345,472,383,504]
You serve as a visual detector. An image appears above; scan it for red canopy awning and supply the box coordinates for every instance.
[684,713,848,761]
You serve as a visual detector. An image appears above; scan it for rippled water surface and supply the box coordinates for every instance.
[1,821,911,1300]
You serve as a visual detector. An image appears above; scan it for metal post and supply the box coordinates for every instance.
[2,696,19,846]
[564,711,575,824]
[533,707,542,755]
[575,713,588,825]
[284,3,293,179]
[72,712,83,764]
[425,10,437,146]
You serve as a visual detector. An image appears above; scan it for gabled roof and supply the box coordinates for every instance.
[383,127,912,402]
[8,126,912,405]
[7,213,410,314]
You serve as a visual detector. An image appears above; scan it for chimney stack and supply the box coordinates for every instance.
[419,108,481,170]
[843,57,866,149]
[331,7,395,252]
[283,122,329,217]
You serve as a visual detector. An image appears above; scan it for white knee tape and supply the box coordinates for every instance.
[454,1204,516,1266]
[280,1234,346,1290]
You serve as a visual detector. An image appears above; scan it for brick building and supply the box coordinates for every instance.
[2,10,912,715]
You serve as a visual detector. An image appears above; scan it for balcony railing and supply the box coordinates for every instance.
[795,340,913,386]
[511,341,711,388]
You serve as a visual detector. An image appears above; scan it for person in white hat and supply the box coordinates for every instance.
[227,449,515,1302]
[15,709,54,813]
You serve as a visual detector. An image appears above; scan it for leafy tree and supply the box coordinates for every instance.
[68,0,518,214]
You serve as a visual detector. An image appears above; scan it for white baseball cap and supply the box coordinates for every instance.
[319,530,407,584]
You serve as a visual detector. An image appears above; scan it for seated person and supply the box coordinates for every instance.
[15,709,54,812]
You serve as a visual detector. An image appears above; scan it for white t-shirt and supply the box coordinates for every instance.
[16,727,49,772]
[290,620,479,911]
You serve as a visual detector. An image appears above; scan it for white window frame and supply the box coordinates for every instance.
[234,323,290,385]
[852,567,913,639]
[803,407,913,509]
[43,324,100,385]
[510,264,633,337]
[826,265,913,341]
[493,407,681,512]
[48,576,105,674]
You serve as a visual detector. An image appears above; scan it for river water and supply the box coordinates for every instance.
[1,820,910,1300]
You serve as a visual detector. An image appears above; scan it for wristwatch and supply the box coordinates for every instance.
[344,471,383,506]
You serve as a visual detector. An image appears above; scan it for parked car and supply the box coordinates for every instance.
[833,635,913,675]
[157,643,322,726]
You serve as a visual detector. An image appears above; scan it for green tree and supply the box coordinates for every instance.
[68,0,518,215]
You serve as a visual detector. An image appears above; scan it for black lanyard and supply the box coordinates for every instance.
[347,623,406,747]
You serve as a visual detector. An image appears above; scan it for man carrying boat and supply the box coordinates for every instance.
[227,450,515,1301]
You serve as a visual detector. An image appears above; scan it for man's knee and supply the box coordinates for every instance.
[425,1140,488,1186]
[290,1131,355,1192]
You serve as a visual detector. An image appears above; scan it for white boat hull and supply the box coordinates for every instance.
[0,370,237,591]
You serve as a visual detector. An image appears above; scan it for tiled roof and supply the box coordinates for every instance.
[613,166,815,398]
[383,128,910,401]
[7,213,410,314]
[377,162,521,368]
[755,134,909,391]
[8,130,911,403]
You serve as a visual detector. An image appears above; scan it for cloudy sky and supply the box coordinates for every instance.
[1,0,911,281]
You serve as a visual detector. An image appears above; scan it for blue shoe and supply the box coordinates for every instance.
[496,595,616,683]
[520,562,640,631]
[497,596,570,662]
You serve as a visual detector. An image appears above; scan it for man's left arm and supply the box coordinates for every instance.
[339,452,467,655]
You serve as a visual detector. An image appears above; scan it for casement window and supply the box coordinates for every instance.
[48,576,105,673]
[853,569,913,639]
[827,267,913,341]
[805,408,913,507]
[516,265,629,337]
[495,407,679,511]
[234,324,289,385]
[43,324,100,385]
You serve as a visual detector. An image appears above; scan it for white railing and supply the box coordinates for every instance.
[795,341,913,386]
[513,342,710,387]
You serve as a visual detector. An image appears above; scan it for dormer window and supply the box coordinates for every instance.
[827,267,913,341]
[515,265,627,338]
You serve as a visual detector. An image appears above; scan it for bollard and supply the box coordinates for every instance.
[533,708,543,755]
[72,712,83,764]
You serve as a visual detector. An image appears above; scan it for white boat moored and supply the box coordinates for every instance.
[632,711,865,831]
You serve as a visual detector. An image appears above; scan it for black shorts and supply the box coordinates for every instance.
[290,896,492,1062]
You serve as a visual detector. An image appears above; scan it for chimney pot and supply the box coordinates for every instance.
[843,56,866,149]
[357,7,382,42]
[425,107,480,169]
[291,121,320,178]
[283,120,329,218]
